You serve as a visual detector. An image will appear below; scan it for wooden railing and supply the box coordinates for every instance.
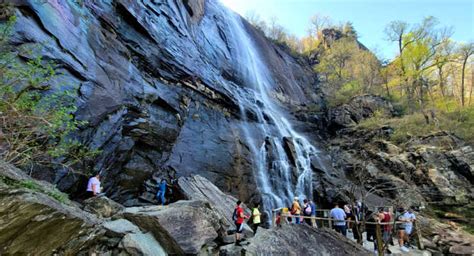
[272,210,424,256]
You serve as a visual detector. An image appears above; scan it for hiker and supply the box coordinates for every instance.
[396,207,410,252]
[156,179,169,205]
[86,173,101,198]
[330,202,347,236]
[376,207,393,254]
[310,199,317,227]
[344,204,353,229]
[383,208,394,246]
[250,203,262,233]
[303,199,312,225]
[403,207,417,248]
[291,197,302,224]
[233,200,249,244]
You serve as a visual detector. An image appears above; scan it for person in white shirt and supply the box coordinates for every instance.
[86,173,101,198]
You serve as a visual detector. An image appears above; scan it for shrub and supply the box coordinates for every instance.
[0,16,98,170]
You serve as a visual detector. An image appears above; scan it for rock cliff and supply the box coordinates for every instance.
[6,0,325,207]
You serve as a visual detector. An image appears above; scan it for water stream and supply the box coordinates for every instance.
[222,8,320,217]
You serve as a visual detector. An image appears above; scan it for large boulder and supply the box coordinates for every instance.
[244,224,369,255]
[83,196,125,218]
[123,200,226,255]
[0,161,103,255]
[178,175,253,236]
[119,232,166,256]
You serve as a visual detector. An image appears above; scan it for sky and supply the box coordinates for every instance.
[220,0,474,60]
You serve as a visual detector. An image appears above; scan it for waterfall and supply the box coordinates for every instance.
[220,7,319,218]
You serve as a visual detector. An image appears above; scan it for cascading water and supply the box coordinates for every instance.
[221,7,321,219]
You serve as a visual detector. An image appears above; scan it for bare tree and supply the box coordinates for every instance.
[457,42,474,107]
[309,13,332,39]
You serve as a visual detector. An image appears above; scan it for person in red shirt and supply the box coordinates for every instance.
[233,200,249,244]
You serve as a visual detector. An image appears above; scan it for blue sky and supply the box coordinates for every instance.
[220,0,474,60]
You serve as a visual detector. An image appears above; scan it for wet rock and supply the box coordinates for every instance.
[244,225,369,255]
[83,196,125,218]
[7,0,322,205]
[123,200,225,255]
[119,232,166,256]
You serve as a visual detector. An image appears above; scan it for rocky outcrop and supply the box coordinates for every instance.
[244,225,369,255]
[0,161,102,255]
[328,95,395,130]
[123,200,226,255]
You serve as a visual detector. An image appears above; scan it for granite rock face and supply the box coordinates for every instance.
[6,0,323,206]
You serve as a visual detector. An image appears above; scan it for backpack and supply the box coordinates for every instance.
[232,208,238,221]
[304,205,312,215]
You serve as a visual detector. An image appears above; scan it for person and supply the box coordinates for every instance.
[310,200,317,227]
[379,207,393,245]
[330,202,347,236]
[303,199,312,225]
[291,197,302,224]
[233,200,249,244]
[403,207,417,248]
[376,207,393,254]
[86,173,101,198]
[344,204,353,230]
[251,204,261,233]
[156,179,168,205]
[396,207,410,252]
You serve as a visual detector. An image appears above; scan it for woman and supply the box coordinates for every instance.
[251,204,262,233]
[291,197,302,224]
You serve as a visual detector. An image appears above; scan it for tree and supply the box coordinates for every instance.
[343,22,358,39]
[457,42,474,106]
[308,13,332,39]
[385,17,452,113]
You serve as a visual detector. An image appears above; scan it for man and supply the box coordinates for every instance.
[330,202,347,236]
[291,197,302,224]
[156,179,168,205]
[233,200,249,244]
[86,173,101,198]
[310,200,317,227]
[397,207,410,252]
[404,207,417,248]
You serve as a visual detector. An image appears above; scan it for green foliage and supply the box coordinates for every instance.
[0,176,69,203]
[357,105,474,145]
[0,16,98,169]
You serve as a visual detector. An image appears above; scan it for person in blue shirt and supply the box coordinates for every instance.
[156,179,168,205]
[330,202,347,236]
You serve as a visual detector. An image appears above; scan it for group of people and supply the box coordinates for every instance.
[367,206,417,253]
[329,202,418,254]
[232,200,262,244]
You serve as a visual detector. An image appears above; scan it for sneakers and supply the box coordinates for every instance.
[400,246,410,252]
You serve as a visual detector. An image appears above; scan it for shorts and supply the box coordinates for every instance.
[235,221,244,233]
[405,226,413,235]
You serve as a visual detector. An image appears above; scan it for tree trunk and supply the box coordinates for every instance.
[461,57,467,107]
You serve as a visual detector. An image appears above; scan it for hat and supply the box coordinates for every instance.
[294,197,299,201]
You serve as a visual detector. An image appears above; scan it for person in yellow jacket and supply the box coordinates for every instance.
[251,203,261,233]
[291,197,302,224]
